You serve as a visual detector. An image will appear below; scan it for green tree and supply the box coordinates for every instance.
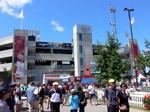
[94,33,131,83]
[3,67,12,77]
[137,40,150,75]
[0,67,12,84]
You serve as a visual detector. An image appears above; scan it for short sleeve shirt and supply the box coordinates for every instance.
[117,91,129,106]
[0,100,11,112]
[108,88,118,106]
[88,85,95,94]
[49,89,62,103]
[16,87,21,100]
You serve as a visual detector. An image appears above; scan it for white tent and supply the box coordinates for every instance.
[137,74,146,83]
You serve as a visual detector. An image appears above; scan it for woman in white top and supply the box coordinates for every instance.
[13,51,25,81]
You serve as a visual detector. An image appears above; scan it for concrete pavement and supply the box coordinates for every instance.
[21,101,146,112]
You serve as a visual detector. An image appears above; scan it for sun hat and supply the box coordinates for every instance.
[109,79,115,83]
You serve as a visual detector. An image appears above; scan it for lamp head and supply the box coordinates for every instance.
[124,8,134,12]
[123,8,128,11]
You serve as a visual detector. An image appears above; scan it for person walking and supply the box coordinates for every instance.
[104,83,110,112]
[38,83,45,112]
[0,86,11,112]
[62,83,69,106]
[22,83,28,97]
[88,82,97,106]
[117,83,131,112]
[105,79,119,112]
[6,84,16,112]
[77,86,87,112]
[14,83,22,112]
[69,89,80,112]
[26,82,39,112]
[48,82,62,112]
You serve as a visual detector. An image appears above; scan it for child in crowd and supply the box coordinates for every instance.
[69,89,80,112]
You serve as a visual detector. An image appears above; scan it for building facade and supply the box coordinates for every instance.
[0,24,133,83]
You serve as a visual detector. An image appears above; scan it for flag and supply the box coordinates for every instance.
[131,17,135,24]
[19,9,24,18]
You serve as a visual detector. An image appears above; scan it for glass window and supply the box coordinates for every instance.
[28,35,35,41]
[79,33,82,41]
[80,58,83,66]
[79,45,82,53]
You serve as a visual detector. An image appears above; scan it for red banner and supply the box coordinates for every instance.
[13,36,25,82]
[129,39,139,59]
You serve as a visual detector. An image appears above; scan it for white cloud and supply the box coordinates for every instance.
[50,20,64,32]
[0,0,32,18]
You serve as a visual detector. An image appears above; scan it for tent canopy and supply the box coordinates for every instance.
[138,74,146,82]
[138,74,146,79]
[82,78,98,84]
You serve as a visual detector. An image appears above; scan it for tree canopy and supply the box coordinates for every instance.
[137,40,150,75]
[94,33,131,83]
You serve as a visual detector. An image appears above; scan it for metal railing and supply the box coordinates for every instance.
[97,90,150,107]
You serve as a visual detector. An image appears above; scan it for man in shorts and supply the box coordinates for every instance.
[88,82,97,106]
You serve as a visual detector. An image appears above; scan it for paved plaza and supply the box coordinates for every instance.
[21,101,146,112]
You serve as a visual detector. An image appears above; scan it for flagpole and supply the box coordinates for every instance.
[20,18,22,29]
[19,9,24,29]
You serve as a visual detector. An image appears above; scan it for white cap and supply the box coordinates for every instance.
[53,82,59,86]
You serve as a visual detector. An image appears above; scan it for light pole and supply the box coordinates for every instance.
[124,8,138,85]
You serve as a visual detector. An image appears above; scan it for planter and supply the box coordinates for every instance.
[144,104,150,110]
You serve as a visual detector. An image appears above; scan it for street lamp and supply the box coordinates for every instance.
[123,8,138,85]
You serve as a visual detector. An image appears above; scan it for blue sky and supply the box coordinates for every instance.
[0,0,150,51]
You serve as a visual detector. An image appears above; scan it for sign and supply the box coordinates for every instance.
[28,30,40,35]
[62,61,70,64]
[62,78,69,82]
[12,36,25,83]
[36,42,71,49]
[77,25,92,33]
[60,74,70,78]
[44,74,60,78]
[90,62,101,74]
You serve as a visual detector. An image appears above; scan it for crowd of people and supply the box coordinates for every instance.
[0,79,133,112]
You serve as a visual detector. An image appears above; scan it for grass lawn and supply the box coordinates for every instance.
[131,106,150,111]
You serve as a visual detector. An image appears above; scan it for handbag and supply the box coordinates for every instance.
[81,98,87,106]
[33,87,39,95]
[119,104,127,111]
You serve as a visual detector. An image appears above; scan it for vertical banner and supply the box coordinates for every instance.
[12,36,25,83]
[129,39,139,60]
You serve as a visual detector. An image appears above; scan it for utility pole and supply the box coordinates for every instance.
[124,8,138,85]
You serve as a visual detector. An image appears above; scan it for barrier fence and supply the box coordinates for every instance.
[97,90,150,107]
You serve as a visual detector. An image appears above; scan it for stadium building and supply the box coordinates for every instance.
[0,24,138,84]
